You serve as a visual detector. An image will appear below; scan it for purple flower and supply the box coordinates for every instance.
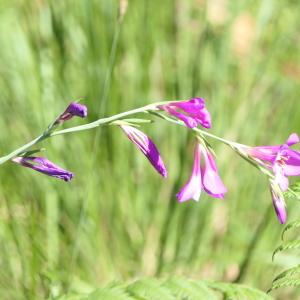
[247,133,300,191]
[201,144,227,198]
[120,125,167,178]
[12,156,74,182]
[56,102,88,124]
[177,143,202,202]
[177,143,226,202]
[270,180,287,224]
[158,98,212,129]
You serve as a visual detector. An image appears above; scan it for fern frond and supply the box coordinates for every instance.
[268,277,300,292]
[206,281,272,300]
[281,219,300,240]
[272,264,300,283]
[57,277,271,300]
[162,277,218,300]
[272,239,300,260]
[85,286,132,300]
[126,278,176,300]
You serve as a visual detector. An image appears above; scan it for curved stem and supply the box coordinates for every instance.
[0,103,161,165]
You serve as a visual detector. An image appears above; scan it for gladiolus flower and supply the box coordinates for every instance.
[246,133,300,191]
[56,102,88,124]
[120,125,167,178]
[12,156,74,182]
[158,98,211,129]
[177,143,226,202]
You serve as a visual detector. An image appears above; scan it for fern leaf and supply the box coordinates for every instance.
[281,219,300,240]
[205,282,272,300]
[162,277,218,300]
[268,277,300,292]
[272,264,300,284]
[85,286,132,300]
[58,278,271,300]
[126,278,176,300]
[272,239,300,260]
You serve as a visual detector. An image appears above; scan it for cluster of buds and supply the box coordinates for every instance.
[12,102,87,181]
[8,98,300,224]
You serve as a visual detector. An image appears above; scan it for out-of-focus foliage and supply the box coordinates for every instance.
[58,277,272,300]
[0,0,299,299]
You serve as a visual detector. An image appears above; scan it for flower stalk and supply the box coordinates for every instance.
[1,97,299,223]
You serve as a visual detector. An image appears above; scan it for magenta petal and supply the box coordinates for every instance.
[165,107,198,128]
[158,98,212,129]
[247,146,279,163]
[201,145,227,198]
[193,107,212,129]
[173,98,205,114]
[120,125,167,178]
[282,150,300,176]
[177,144,202,202]
[286,133,300,146]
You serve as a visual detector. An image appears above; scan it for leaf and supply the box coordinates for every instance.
[162,277,218,300]
[206,282,272,300]
[126,279,175,300]
[271,264,300,285]
[85,286,132,300]
[57,277,271,300]
[281,219,300,240]
[272,239,300,260]
[268,277,300,292]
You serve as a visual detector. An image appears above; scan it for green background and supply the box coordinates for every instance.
[0,0,299,299]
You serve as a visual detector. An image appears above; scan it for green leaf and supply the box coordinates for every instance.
[57,278,271,300]
[206,282,272,300]
[272,264,300,283]
[126,279,175,300]
[162,277,218,300]
[85,286,132,300]
[268,277,300,292]
[272,239,300,260]
[281,219,300,240]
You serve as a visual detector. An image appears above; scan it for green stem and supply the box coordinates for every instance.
[50,104,156,136]
[0,103,159,165]
[0,134,46,165]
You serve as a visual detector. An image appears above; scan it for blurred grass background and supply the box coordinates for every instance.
[0,0,300,299]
